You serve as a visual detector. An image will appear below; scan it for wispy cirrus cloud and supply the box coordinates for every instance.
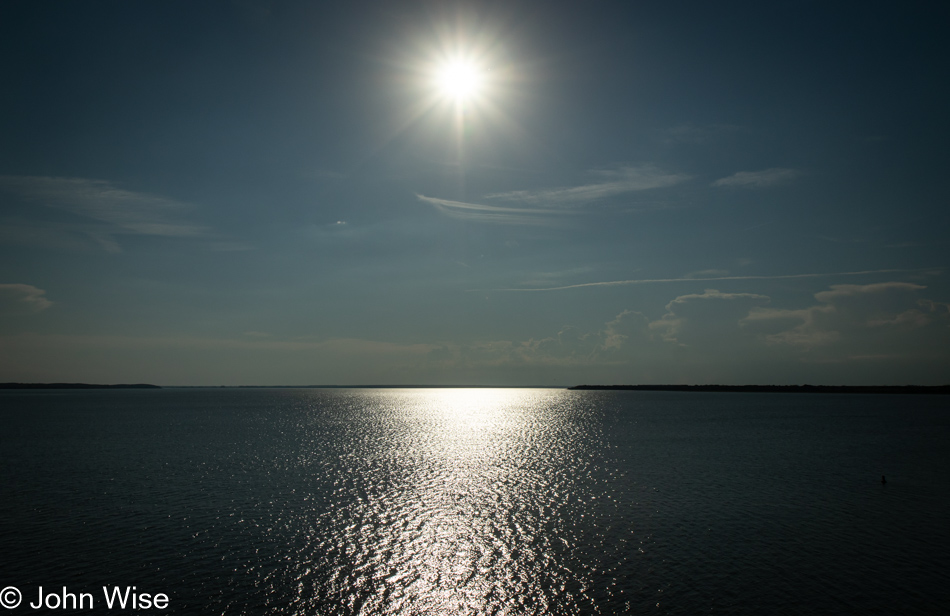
[417,194,575,225]
[0,284,52,313]
[519,266,597,288]
[712,168,800,188]
[491,268,933,292]
[485,164,690,207]
[683,269,731,279]
[0,176,209,252]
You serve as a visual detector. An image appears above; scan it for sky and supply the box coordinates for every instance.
[1,0,948,386]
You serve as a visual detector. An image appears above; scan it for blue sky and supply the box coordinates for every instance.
[1,0,948,385]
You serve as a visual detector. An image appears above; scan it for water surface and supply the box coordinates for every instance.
[1,388,947,614]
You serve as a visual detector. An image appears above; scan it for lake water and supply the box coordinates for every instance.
[1,388,948,614]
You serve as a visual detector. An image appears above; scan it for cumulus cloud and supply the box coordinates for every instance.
[652,289,771,347]
[434,281,950,383]
[602,310,654,351]
[745,282,950,352]
[0,284,52,314]
[485,164,689,206]
[712,168,800,188]
[529,326,603,364]
[0,176,209,251]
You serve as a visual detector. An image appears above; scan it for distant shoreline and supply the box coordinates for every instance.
[0,383,161,389]
[568,384,950,394]
[2,383,948,394]
[0,383,556,390]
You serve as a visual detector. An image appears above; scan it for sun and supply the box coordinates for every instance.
[434,59,484,102]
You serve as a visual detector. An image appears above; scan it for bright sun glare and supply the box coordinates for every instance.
[435,59,483,102]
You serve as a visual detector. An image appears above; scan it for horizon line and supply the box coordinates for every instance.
[3,382,949,390]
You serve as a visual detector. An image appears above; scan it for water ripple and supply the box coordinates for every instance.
[2,389,949,614]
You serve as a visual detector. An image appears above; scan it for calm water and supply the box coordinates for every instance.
[1,388,948,614]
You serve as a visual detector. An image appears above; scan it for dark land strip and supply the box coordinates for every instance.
[0,383,161,389]
[568,384,950,394]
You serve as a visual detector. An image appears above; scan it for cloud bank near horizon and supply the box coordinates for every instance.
[3,282,946,386]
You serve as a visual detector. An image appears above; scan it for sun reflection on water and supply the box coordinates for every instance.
[8,389,945,615]
[288,388,600,615]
